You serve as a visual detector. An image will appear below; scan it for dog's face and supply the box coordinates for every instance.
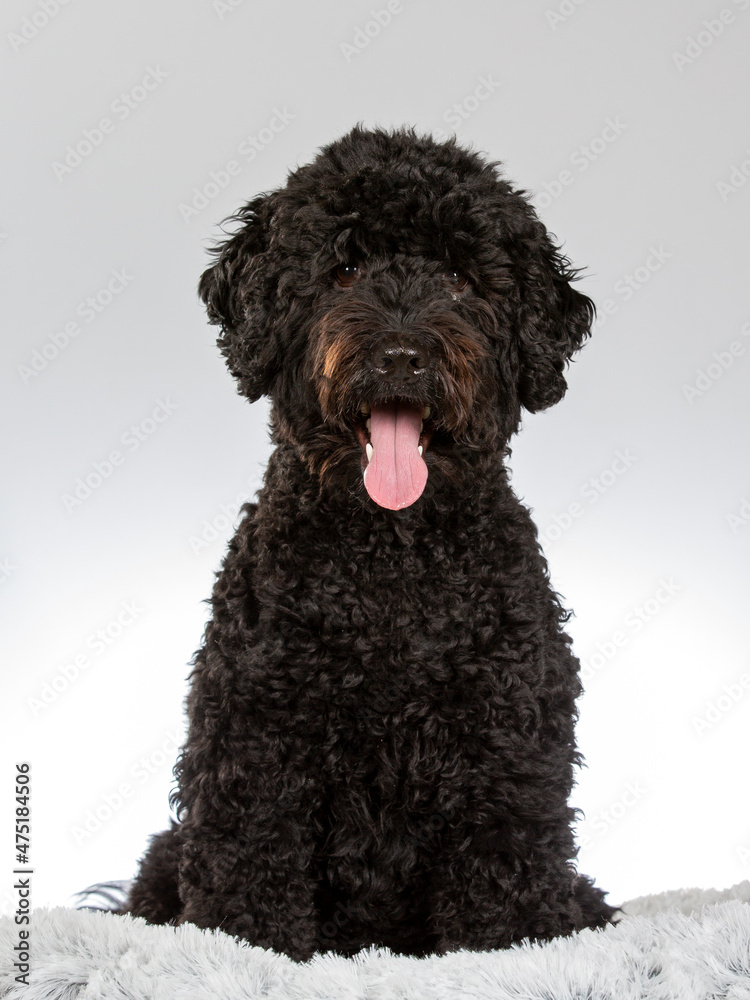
[199,126,593,511]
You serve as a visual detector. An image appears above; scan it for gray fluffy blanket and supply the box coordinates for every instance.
[1,882,749,999]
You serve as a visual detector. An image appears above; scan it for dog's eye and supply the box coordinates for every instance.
[443,269,470,293]
[334,264,361,288]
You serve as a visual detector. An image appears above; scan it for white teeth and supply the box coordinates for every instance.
[423,405,431,419]
[360,403,371,415]
[418,445,423,456]
[366,418,371,433]
[366,443,373,462]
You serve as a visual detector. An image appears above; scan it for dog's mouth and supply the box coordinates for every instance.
[353,400,434,510]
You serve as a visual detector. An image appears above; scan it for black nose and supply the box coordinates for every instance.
[370,335,430,383]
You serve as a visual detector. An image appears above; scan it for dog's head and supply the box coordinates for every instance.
[199,126,594,511]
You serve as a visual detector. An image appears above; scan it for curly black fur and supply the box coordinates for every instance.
[124,125,616,960]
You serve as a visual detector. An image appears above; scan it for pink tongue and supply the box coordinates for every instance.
[363,402,427,510]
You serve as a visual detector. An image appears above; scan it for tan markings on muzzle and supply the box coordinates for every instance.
[322,339,345,380]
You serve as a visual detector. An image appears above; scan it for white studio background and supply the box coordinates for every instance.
[1,0,749,916]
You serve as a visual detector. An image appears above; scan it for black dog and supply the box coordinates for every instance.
[125,125,616,959]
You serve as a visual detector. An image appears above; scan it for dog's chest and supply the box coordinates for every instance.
[252,515,508,693]
[243,509,544,788]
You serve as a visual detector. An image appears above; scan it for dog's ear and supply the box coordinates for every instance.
[514,222,594,413]
[198,192,279,402]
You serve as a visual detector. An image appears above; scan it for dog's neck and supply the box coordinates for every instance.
[256,442,517,536]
